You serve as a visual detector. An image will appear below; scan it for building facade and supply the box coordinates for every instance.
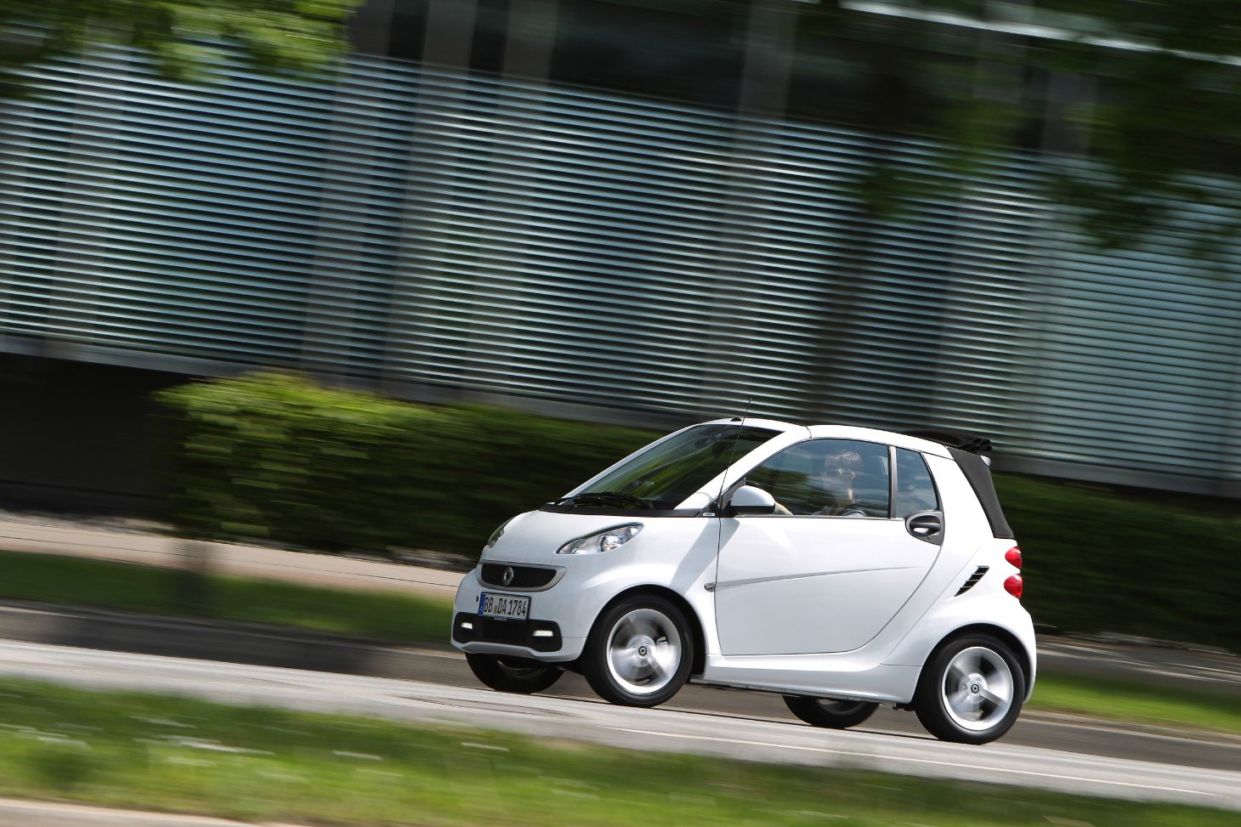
[1,0,1239,510]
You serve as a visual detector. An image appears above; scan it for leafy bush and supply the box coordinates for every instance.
[999,475,1241,652]
[159,373,1241,650]
[157,373,653,556]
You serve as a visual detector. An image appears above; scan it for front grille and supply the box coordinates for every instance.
[480,563,558,590]
[955,566,989,596]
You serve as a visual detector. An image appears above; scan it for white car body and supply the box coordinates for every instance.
[451,419,1035,729]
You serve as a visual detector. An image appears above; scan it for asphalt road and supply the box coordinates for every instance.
[0,639,1237,812]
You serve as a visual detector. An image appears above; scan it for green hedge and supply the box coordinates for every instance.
[157,373,653,556]
[159,373,1241,651]
[999,476,1241,653]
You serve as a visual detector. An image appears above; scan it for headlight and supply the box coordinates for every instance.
[483,520,510,551]
[556,524,643,555]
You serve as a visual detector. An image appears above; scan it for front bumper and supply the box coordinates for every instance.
[451,613,563,652]
[450,566,597,661]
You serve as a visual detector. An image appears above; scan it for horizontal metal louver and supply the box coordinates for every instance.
[0,51,415,376]
[1008,172,1241,483]
[1,50,1238,494]
[386,70,1049,424]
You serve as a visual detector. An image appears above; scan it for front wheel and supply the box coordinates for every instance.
[783,696,879,729]
[465,653,563,694]
[914,635,1026,744]
[583,595,693,707]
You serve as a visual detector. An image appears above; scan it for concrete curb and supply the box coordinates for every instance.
[0,517,465,599]
[0,600,451,682]
[0,797,304,827]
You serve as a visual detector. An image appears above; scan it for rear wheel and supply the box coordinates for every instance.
[783,696,879,729]
[583,595,693,707]
[465,653,563,694]
[914,634,1025,744]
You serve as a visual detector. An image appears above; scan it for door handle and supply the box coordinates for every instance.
[905,511,943,544]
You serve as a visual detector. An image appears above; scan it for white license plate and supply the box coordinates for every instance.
[479,592,530,620]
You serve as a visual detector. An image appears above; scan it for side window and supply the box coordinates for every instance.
[745,439,890,517]
[895,448,940,517]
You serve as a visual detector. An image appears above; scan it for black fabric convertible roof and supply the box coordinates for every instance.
[904,428,993,455]
[904,429,1014,540]
[948,446,1015,540]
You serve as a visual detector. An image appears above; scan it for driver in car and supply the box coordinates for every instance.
[773,446,868,517]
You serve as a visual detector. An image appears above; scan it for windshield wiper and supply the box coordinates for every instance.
[554,491,656,509]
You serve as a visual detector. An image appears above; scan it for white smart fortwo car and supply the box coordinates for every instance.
[451,420,1034,744]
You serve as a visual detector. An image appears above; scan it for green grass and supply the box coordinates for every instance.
[0,677,1234,827]
[0,550,452,643]
[1029,673,1241,735]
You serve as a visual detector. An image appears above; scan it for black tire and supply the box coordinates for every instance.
[465,653,563,694]
[783,695,879,729]
[582,594,694,708]
[914,634,1026,744]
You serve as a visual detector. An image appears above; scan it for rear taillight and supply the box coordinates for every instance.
[1004,575,1023,599]
[1005,546,1022,569]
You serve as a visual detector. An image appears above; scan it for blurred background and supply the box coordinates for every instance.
[0,6,1239,824]
[0,0,1239,649]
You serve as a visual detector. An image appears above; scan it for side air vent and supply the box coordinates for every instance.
[955,566,990,596]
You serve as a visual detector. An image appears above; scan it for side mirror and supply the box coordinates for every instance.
[728,485,777,516]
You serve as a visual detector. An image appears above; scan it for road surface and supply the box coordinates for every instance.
[0,639,1237,812]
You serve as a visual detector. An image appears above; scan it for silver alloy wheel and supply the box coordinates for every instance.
[941,645,1015,732]
[606,607,683,696]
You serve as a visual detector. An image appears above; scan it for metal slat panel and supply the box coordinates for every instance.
[0,51,413,373]
[388,70,1240,485]
[1,52,1238,492]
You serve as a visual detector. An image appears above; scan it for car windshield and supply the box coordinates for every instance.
[567,424,779,510]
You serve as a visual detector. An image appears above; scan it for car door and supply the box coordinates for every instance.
[714,438,942,656]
